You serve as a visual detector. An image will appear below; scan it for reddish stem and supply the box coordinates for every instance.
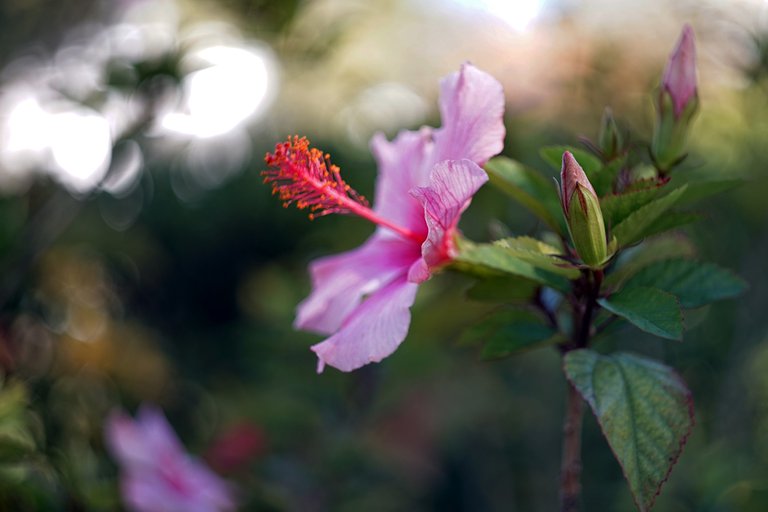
[559,268,602,512]
[560,381,585,512]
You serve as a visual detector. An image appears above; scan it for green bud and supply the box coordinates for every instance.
[651,90,699,172]
[598,107,622,159]
[560,152,609,268]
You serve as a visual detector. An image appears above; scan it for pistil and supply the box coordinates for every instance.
[264,136,422,244]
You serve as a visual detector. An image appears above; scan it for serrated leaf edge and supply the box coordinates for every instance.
[598,287,684,341]
[563,351,696,512]
[621,258,749,308]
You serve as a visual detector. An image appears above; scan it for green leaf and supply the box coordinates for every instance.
[563,350,694,512]
[640,212,700,239]
[540,146,602,178]
[464,236,579,302]
[623,259,747,308]
[611,186,688,247]
[455,241,575,293]
[485,157,565,233]
[604,235,697,289]
[623,176,665,193]
[462,309,559,359]
[598,287,683,340]
[601,187,667,228]
[495,237,580,279]
[590,158,625,197]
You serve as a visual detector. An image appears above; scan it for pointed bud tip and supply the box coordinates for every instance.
[560,151,596,212]
[561,150,577,168]
[599,108,622,157]
[663,24,697,117]
[681,23,694,42]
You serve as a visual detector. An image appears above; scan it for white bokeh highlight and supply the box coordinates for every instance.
[161,44,276,139]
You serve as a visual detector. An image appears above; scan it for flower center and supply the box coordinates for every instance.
[264,136,422,243]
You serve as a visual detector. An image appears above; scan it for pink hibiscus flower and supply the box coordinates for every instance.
[105,406,236,512]
[264,63,505,372]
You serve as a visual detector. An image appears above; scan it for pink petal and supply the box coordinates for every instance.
[433,63,506,166]
[663,24,697,117]
[295,234,420,335]
[406,258,430,283]
[184,464,237,512]
[369,128,434,235]
[409,159,488,282]
[108,406,235,512]
[105,410,159,469]
[136,406,185,454]
[121,457,235,512]
[122,473,180,512]
[367,64,504,237]
[311,275,418,372]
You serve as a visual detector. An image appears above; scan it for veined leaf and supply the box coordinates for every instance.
[601,186,668,228]
[611,186,688,247]
[563,350,694,512]
[604,235,696,289]
[461,309,559,359]
[640,212,699,239]
[455,241,576,293]
[485,157,565,233]
[623,259,747,308]
[598,287,683,340]
[494,237,580,279]
[497,235,562,254]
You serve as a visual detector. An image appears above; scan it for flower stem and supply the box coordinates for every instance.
[559,268,603,512]
[560,381,584,512]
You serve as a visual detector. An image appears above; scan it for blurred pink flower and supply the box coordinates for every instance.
[266,64,505,372]
[105,406,236,512]
[662,24,697,118]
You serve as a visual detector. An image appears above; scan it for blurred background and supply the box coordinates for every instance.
[0,0,766,510]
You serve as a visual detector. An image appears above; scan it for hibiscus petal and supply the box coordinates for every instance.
[368,64,504,235]
[409,159,488,282]
[184,462,238,512]
[105,410,159,469]
[311,275,418,372]
[433,63,506,166]
[122,472,180,512]
[369,128,433,234]
[136,406,185,458]
[295,234,420,334]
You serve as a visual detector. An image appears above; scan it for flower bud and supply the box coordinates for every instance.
[662,24,697,119]
[560,152,608,268]
[652,24,699,172]
[598,107,622,159]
